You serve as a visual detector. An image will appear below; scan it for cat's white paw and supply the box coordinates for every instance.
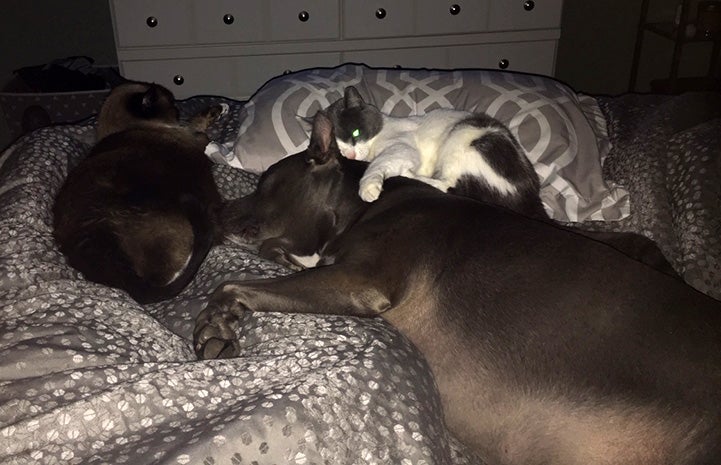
[359,178,383,202]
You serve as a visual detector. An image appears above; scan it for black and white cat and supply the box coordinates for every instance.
[325,86,548,219]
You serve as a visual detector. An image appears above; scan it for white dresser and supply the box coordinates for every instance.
[109,0,563,99]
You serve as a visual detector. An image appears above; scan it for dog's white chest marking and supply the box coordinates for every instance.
[290,253,321,269]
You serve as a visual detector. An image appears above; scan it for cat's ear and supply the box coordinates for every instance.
[306,111,339,165]
[344,86,365,109]
[141,85,162,113]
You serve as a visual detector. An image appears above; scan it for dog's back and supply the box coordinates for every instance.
[339,179,721,464]
[53,82,222,304]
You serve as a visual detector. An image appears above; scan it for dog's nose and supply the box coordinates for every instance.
[239,221,260,240]
[221,203,261,244]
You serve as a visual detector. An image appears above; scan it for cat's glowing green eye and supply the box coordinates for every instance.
[352,128,361,139]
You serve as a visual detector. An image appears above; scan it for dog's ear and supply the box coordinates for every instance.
[306,111,339,165]
[344,86,364,109]
[296,114,314,135]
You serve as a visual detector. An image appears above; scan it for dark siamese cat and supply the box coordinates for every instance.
[326,86,678,275]
[53,82,225,304]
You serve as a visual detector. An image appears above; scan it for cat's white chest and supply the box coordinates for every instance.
[376,111,465,176]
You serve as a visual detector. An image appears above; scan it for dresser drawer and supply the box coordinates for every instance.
[415,0,490,35]
[194,0,264,44]
[488,0,563,31]
[120,58,234,98]
[112,0,338,46]
[121,53,341,99]
[111,0,193,47]
[342,0,414,38]
[344,39,556,76]
[269,0,340,40]
[343,47,449,69]
[237,52,341,97]
[448,40,557,76]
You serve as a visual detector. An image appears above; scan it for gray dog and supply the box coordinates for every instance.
[195,112,721,465]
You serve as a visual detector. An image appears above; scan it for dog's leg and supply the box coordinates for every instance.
[574,229,679,278]
[194,265,391,359]
[257,237,305,271]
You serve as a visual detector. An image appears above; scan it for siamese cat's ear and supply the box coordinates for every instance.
[141,85,162,114]
[344,86,365,109]
[306,111,339,165]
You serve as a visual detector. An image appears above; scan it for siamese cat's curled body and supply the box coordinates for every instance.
[53,82,225,304]
[326,86,548,219]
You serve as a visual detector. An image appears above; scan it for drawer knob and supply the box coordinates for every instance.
[298,11,309,22]
[498,59,509,69]
[375,8,387,19]
[223,14,234,25]
[523,0,535,11]
[450,4,461,15]
[173,75,185,86]
[146,16,158,28]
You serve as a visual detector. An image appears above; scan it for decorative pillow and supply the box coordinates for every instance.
[230,63,629,222]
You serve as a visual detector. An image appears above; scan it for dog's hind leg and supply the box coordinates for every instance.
[193,265,391,359]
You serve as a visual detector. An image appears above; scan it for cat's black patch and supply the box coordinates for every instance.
[434,115,544,219]
[456,115,528,181]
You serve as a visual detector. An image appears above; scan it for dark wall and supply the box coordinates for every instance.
[0,0,117,84]
[0,0,117,147]
[0,0,715,146]
[555,0,717,95]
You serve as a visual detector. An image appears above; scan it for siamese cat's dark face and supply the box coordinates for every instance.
[96,82,179,140]
[325,86,383,160]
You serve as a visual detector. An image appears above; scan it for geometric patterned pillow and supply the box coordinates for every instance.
[230,63,629,222]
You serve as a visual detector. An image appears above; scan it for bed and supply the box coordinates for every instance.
[1,64,720,464]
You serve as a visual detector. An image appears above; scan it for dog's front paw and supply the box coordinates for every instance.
[193,284,247,359]
[359,177,383,202]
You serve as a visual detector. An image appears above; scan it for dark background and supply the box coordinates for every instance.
[0,0,718,147]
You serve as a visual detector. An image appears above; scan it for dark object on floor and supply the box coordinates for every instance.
[12,56,113,93]
[0,56,123,140]
[20,105,51,133]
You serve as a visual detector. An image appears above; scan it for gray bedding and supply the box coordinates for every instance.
[587,92,721,300]
[0,90,719,465]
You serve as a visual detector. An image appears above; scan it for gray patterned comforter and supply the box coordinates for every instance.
[588,92,721,300]
[1,92,719,465]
